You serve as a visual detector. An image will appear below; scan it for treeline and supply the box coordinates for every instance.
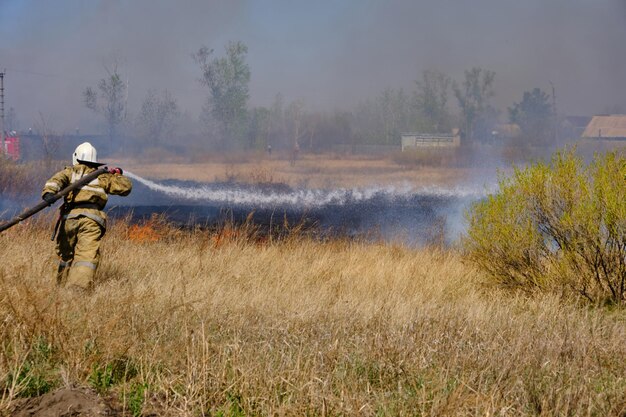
[81,41,557,153]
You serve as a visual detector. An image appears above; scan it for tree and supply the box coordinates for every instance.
[286,99,305,150]
[302,112,321,151]
[34,112,59,170]
[193,41,251,148]
[453,67,496,141]
[83,64,126,145]
[353,88,416,145]
[247,106,271,149]
[414,69,452,133]
[508,88,554,145]
[282,100,321,152]
[352,98,379,145]
[379,87,413,145]
[268,93,286,148]
[137,89,181,145]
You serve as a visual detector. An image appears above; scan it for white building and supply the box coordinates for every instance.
[400,129,461,151]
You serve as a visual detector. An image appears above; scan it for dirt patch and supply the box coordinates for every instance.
[11,388,114,416]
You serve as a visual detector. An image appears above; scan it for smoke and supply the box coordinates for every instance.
[121,171,487,245]
[1,0,625,132]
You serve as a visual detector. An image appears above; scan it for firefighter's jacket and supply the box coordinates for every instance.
[42,164,132,229]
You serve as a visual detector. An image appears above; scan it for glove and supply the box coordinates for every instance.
[42,193,56,204]
[108,167,123,175]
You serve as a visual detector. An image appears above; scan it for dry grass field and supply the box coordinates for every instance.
[1,218,626,415]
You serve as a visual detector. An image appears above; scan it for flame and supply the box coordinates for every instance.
[212,225,240,248]
[128,221,161,242]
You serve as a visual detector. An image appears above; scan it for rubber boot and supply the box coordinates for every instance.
[67,262,96,290]
[56,260,72,286]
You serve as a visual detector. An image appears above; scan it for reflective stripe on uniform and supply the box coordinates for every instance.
[45,182,60,191]
[73,261,97,270]
[71,171,106,195]
[65,212,106,228]
[71,171,100,185]
[70,171,99,181]
[78,185,107,195]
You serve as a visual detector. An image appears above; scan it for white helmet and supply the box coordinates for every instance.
[72,142,99,166]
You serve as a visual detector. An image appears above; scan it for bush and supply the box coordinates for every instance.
[0,158,34,196]
[464,148,626,304]
[0,158,62,198]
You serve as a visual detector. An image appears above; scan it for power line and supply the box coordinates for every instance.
[3,66,200,96]
[3,67,91,83]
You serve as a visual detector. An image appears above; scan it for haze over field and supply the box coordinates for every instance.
[1,0,625,132]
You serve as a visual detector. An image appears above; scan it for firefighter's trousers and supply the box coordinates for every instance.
[55,216,103,289]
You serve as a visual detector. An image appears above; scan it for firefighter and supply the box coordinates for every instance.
[41,142,132,290]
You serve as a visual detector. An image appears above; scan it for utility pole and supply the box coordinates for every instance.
[0,71,5,155]
[124,77,129,120]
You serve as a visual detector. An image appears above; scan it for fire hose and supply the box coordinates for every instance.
[0,166,110,234]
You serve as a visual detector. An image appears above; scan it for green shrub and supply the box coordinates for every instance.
[88,357,138,393]
[213,391,246,417]
[88,363,117,393]
[4,337,57,398]
[127,382,148,417]
[464,148,626,304]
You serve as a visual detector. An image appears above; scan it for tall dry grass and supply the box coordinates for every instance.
[0,159,63,198]
[1,218,626,415]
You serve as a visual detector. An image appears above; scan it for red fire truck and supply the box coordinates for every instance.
[1,131,20,161]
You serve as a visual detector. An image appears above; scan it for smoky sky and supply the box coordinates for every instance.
[1,0,625,132]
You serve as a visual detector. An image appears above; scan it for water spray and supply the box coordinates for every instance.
[125,171,485,209]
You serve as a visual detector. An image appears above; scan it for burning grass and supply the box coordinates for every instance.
[1,219,626,415]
